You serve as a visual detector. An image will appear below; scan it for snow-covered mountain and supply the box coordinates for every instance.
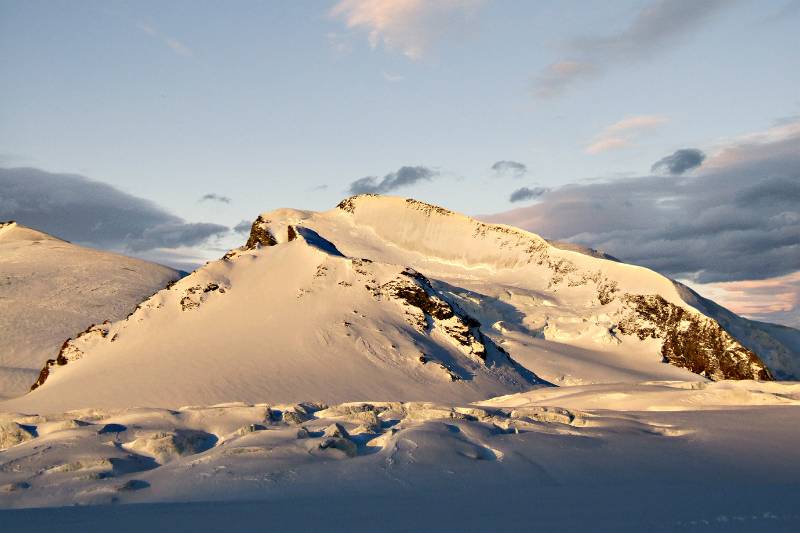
[4,195,784,414]
[545,239,800,381]
[0,221,181,399]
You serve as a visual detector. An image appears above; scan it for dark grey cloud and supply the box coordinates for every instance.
[0,167,229,252]
[488,121,800,284]
[233,220,252,234]
[348,166,438,194]
[509,186,548,203]
[492,160,528,178]
[651,148,706,175]
[534,0,730,98]
[199,193,231,204]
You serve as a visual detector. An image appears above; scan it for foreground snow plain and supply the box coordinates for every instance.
[2,381,800,532]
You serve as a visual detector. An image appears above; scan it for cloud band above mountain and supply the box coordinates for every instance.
[348,165,439,194]
[0,167,229,252]
[487,119,800,284]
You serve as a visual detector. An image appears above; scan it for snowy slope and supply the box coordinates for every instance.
[0,222,180,399]
[508,222,799,381]
[6,225,539,412]
[3,196,775,414]
[1,380,799,532]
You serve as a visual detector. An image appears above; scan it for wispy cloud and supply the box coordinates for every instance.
[233,220,252,234]
[509,186,548,203]
[692,272,800,328]
[348,165,439,194]
[165,38,192,57]
[199,193,232,204]
[651,148,706,175]
[491,160,528,178]
[534,61,598,99]
[382,71,405,82]
[330,0,485,60]
[534,0,730,98]
[327,32,354,55]
[137,22,193,57]
[586,114,668,154]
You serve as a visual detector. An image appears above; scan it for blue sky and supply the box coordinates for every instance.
[1,0,799,325]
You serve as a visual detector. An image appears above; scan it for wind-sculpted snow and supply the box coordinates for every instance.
[1,381,799,514]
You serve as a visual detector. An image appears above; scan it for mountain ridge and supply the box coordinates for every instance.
[4,196,791,414]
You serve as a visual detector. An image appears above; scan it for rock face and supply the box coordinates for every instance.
[244,215,278,249]
[376,269,486,360]
[29,320,121,391]
[617,295,772,381]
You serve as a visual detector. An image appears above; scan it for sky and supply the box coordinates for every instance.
[1,0,798,326]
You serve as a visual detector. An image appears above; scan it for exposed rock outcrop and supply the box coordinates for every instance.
[617,294,773,381]
[244,215,278,249]
[30,323,110,391]
[374,268,487,361]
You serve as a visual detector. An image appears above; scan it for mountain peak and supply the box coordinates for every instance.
[0,221,63,244]
[6,197,787,415]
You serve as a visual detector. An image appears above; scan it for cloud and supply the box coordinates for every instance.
[509,186,548,203]
[137,22,193,57]
[233,220,252,234]
[652,148,706,175]
[491,160,528,178]
[382,71,405,82]
[534,61,598,99]
[585,138,630,155]
[199,193,232,204]
[486,118,800,285]
[330,0,484,59]
[586,115,668,154]
[0,167,228,253]
[348,165,439,194]
[165,38,192,57]
[534,0,730,98]
[690,272,800,328]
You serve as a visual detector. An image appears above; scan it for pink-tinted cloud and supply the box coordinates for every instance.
[330,0,484,59]
[585,115,668,154]
[687,271,800,328]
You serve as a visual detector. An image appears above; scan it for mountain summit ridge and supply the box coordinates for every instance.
[4,195,789,413]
